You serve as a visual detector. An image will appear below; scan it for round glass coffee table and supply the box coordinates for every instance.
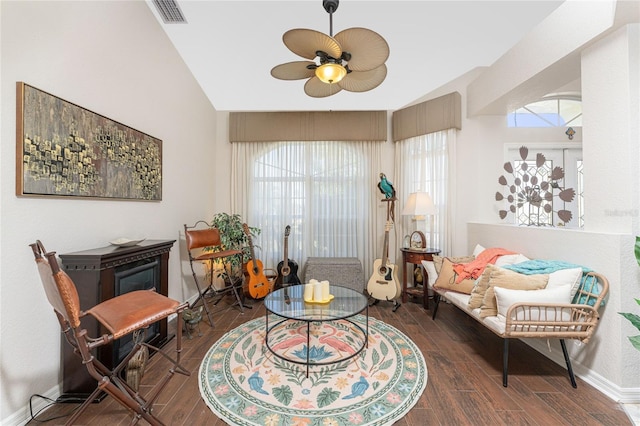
[264,285,368,377]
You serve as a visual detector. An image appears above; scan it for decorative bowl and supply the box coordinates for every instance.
[109,238,145,247]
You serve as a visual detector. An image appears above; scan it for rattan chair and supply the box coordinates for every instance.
[184,221,249,326]
[30,240,189,426]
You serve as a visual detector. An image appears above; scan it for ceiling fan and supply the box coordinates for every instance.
[271,0,390,98]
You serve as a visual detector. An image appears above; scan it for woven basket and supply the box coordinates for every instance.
[126,345,149,391]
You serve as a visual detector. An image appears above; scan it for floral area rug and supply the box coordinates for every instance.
[199,314,427,425]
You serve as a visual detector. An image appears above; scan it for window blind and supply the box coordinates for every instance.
[392,92,461,142]
[229,111,387,142]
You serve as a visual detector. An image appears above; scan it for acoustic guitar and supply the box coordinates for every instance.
[242,223,270,299]
[275,225,301,289]
[367,221,401,302]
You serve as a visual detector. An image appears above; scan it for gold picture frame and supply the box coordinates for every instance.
[16,82,162,200]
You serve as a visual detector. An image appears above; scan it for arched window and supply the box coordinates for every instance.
[243,141,378,273]
[507,96,582,128]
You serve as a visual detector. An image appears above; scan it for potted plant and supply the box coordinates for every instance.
[619,236,640,352]
[209,212,261,284]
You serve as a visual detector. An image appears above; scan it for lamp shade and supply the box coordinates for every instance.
[315,63,347,84]
[401,192,436,217]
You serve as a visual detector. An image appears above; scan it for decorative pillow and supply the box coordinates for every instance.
[546,267,583,297]
[467,264,501,309]
[472,244,486,257]
[433,258,477,294]
[494,284,572,320]
[494,253,530,267]
[432,255,475,274]
[421,260,438,287]
[479,269,548,318]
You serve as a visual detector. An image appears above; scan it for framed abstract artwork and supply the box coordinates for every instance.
[16,82,162,200]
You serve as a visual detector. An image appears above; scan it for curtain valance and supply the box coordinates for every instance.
[392,92,461,142]
[229,111,387,142]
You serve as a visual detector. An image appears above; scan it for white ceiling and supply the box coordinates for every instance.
[147,0,564,112]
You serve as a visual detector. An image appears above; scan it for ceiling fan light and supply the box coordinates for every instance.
[315,63,346,84]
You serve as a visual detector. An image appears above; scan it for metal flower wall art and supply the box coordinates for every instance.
[496,146,576,226]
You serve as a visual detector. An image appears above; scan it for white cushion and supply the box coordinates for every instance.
[472,244,486,257]
[421,260,438,287]
[441,290,472,312]
[494,253,530,267]
[494,285,572,319]
[546,267,583,297]
[482,315,506,336]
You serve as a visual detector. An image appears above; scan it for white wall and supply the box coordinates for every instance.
[0,1,220,423]
[581,22,640,392]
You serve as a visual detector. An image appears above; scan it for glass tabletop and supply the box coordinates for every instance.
[264,285,368,321]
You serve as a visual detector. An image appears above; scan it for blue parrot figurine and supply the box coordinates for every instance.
[377,173,396,199]
[248,371,268,395]
[377,172,396,222]
[342,375,369,399]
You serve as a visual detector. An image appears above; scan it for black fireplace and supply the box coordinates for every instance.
[59,240,175,401]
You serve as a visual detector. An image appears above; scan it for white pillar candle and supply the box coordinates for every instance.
[304,283,314,301]
[321,280,330,300]
[313,280,323,302]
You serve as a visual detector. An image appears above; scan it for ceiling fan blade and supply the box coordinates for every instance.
[334,27,389,72]
[339,65,387,93]
[304,77,343,98]
[283,29,342,60]
[271,61,316,80]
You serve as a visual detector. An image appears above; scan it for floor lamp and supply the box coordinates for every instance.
[401,192,436,250]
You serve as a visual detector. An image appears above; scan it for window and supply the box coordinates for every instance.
[503,145,583,228]
[508,97,582,128]
[239,141,379,273]
[395,129,455,255]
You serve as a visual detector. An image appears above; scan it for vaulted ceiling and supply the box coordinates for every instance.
[147,1,563,112]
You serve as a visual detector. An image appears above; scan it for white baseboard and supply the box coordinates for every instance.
[523,339,640,403]
[4,383,61,426]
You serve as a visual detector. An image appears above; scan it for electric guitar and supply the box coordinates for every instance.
[367,221,401,301]
[275,225,301,289]
[242,223,270,299]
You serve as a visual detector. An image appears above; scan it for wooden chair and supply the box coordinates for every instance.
[30,240,189,426]
[184,221,248,327]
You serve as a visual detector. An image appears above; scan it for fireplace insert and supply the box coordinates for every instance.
[113,257,160,365]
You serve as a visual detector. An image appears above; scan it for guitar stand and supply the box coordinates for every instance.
[228,276,253,310]
[367,294,401,312]
[366,198,402,312]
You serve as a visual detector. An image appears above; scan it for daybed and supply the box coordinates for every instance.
[422,246,609,388]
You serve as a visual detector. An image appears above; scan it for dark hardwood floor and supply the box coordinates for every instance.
[28,294,631,425]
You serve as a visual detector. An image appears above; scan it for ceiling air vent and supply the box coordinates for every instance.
[153,0,187,24]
